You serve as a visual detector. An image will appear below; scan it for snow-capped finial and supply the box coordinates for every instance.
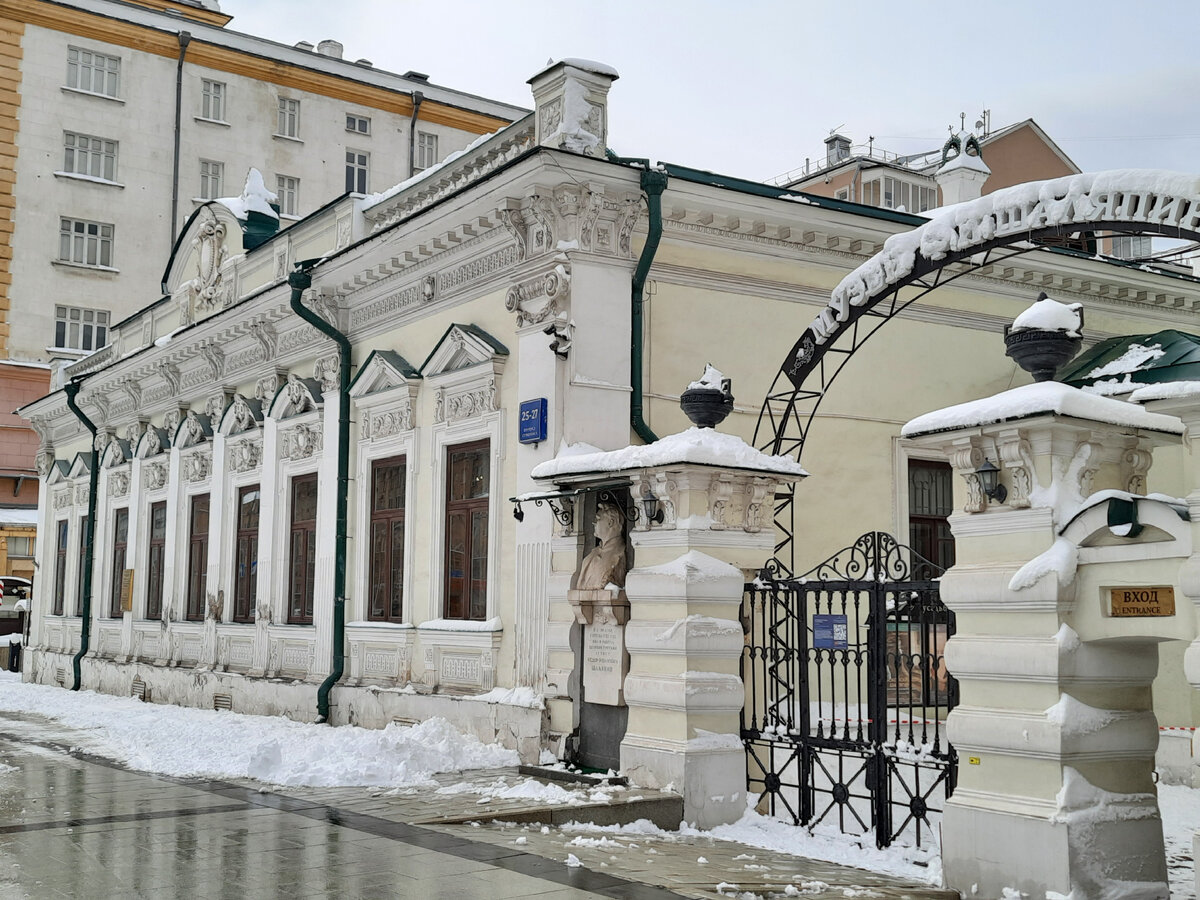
[681,364,734,428]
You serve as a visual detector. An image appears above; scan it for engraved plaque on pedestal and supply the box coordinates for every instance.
[584,621,627,706]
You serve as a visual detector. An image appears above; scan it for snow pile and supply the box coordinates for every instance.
[902,382,1184,438]
[1009,537,1078,592]
[1045,694,1120,735]
[215,167,278,220]
[1010,295,1082,337]
[813,169,1200,345]
[938,150,991,176]
[531,429,808,479]
[0,675,516,786]
[688,364,729,392]
[636,551,743,584]
[1130,381,1200,403]
[436,774,609,807]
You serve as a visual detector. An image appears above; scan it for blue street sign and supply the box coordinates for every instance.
[518,398,548,445]
[813,614,848,649]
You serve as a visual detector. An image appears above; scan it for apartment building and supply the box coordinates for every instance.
[0,0,526,573]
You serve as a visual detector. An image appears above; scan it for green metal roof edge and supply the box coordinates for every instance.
[348,349,422,392]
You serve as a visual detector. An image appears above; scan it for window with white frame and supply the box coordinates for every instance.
[201,79,225,121]
[7,536,33,558]
[199,159,223,200]
[346,114,370,135]
[59,218,114,268]
[345,150,368,193]
[277,97,300,138]
[66,46,120,97]
[276,175,299,216]
[880,177,938,213]
[54,305,109,351]
[416,132,438,171]
[63,132,117,181]
[1111,234,1152,260]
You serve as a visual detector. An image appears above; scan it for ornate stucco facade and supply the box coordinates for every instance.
[18,60,1200,764]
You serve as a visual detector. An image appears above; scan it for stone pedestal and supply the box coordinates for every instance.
[907,393,1185,899]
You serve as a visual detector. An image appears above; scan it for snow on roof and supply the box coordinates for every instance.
[362,127,502,212]
[530,427,808,480]
[815,169,1200,345]
[215,168,278,220]
[901,382,1185,438]
[1129,381,1200,403]
[1083,341,1164,380]
[0,509,37,526]
[937,151,991,176]
[1011,295,1082,336]
[528,58,620,81]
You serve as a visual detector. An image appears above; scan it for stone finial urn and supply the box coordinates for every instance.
[680,363,734,428]
[1004,291,1084,382]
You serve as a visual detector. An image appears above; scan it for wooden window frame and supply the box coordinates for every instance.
[442,439,490,621]
[234,485,260,624]
[52,519,68,616]
[108,507,128,618]
[185,494,210,622]
[287,473,318,625]
[146,500,167,620]
[368,456,406,623]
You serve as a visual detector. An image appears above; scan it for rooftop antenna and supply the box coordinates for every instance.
[960,112,966,132]
[829,123,845,136]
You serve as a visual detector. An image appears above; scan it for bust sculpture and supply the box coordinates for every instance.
[576,502,628,590]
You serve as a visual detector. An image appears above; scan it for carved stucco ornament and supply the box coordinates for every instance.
[505,262,570,327]
[188,212,228,315]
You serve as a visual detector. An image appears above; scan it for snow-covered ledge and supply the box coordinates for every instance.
[905,381,1186,900]
[530,425,805,828]
[416,618,503,693]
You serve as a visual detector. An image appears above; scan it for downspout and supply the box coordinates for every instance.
[169,30,192,245]
[63,378,98,691]
[407,90,425,177]
[287,260,349,723]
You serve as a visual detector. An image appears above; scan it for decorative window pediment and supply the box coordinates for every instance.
[134,426,171,459]
[100,435,131,469]
[267,374,323,420]
[174,410,213,449]
[66,453,91,481]
[421,325,507,426]
[47,459,71,484]
[420,324,509,378]
[218,394,263,436]
[350,350,421,440]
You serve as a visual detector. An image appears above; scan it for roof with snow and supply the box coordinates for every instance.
[901,382,1185,438]
[1058,330,1200,394]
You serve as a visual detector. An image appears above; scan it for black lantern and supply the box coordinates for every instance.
[975,459,1007,504]
[641,488,664,525]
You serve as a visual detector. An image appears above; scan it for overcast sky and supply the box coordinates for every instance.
[221,0,1200,184]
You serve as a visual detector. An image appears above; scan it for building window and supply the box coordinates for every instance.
[346,114,370,134]
[53,521,68,616]
[146,501,166,620]
[54,305,110,352]
[109,507,128,617]
[76,515,87,616]
[288,473,318,624]
[277,97,300,138]
[8,536,33,558]
[63,132,117,181]
[234,485,259,624]
[369,457,406,623]
[1112,235,1152,260]
[444,440,489,620]
[59,218,114,268]
[908,460,955,574]
[186,494,209,622]
[201,79,225,120]
[345,150,368,193]
[880,177,938,213]
[66,46,120,98]
[835,188,849,201]
[199,160,223,200]
[416,132,438,171]
[275,175,299,216]
[860,180,879,206]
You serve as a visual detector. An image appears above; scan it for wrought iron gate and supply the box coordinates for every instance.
[741,532,957,848]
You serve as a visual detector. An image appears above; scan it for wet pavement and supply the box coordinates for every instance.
[0,712,956,899]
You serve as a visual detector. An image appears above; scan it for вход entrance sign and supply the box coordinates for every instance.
[1108,585,1175,617]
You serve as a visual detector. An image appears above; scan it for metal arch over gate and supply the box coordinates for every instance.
[753,170,1200,573]
[741,532,955,849]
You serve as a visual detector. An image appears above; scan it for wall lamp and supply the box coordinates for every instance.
[976,459,1007,504]
[641,487,664,525]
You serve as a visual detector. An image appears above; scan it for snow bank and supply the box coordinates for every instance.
[902,382,1184,438]
[531,428,808,479]
[0,675,516,786]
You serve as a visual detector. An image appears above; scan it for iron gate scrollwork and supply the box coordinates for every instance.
[741,531,957,849]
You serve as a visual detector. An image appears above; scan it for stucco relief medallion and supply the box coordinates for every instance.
[144,461,167,491]
[228,440,261,474]
[189,213,228,315]
[109,469,130,498]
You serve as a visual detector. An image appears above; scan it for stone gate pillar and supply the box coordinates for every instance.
[905,384,1186,899]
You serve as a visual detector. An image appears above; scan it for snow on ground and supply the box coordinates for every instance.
[0,671,516,787]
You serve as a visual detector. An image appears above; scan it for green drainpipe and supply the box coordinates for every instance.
[606,151,666,444]
[288,260,350,723]
[64,378,98,692]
